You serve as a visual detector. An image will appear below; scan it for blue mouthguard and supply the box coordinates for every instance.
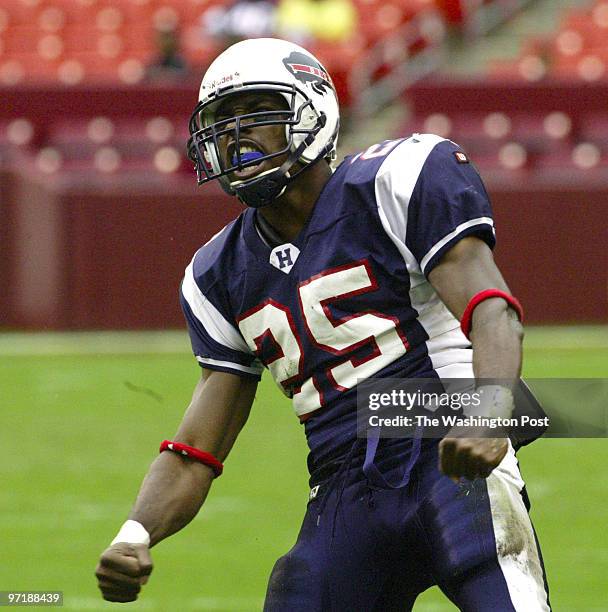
[232,151,264,166]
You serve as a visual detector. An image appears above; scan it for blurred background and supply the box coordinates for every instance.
[0,0,607,610]
[0,0,606,328]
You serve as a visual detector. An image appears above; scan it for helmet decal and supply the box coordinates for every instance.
[202,71,242,94]
[282,51,331,95]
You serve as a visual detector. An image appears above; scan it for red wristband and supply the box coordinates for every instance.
[460,289,523,340]
[159,440,224,477]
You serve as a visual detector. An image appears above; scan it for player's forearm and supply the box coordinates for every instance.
[128,451,214,546]
[120,372,255,547]
[470,298,523,384]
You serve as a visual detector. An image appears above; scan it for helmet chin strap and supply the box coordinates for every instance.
[230,114,328,209]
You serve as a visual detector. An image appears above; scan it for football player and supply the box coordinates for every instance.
[96,38,550,610]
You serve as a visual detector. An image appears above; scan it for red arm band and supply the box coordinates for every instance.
[460,289,524,340]
[159,440,223,478]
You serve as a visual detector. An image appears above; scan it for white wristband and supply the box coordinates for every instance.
[468,385,515,420]
[111,520,151,546]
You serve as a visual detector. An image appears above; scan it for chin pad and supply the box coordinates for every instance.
[232,151,265,166]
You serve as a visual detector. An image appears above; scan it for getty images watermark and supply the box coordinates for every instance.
[356,378,608,440]
[366,387,548,429]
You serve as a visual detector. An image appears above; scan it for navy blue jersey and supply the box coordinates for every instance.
[180,134,495,466]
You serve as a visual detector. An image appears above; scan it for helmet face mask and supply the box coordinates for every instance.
[186,38,340,207]
[187,82,314,188]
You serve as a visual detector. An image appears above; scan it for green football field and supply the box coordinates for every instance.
[0,327,607,611]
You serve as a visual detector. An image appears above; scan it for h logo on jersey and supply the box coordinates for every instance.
[270,243,300,274]
[277,249,293,268]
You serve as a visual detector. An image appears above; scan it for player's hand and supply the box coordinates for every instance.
[95,543,153,602]
[439,426,508,482]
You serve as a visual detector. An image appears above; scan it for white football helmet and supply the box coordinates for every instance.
[187,38,340,207]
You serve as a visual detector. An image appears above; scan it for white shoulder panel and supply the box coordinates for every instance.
[374,134,471,355]
[181,255,252,355]
[374,133,445,279]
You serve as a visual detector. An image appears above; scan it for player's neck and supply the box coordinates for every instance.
[257,162,332,243]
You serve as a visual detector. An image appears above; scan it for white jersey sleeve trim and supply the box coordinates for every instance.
[196,356,263,376]
[182,256,252,355]
[419,216,495,275]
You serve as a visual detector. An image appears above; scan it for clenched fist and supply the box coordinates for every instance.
[95,543,153,603]
[439,425,508,482]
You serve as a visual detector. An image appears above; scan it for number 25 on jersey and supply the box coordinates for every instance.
[237,260,409,415]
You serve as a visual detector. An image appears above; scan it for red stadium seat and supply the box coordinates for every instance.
[0,0,35,26]
[488,1,608,82]
[552,53,608,82]
[0,0,446,93]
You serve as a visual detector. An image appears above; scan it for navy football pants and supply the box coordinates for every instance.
[264,441,550,611]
